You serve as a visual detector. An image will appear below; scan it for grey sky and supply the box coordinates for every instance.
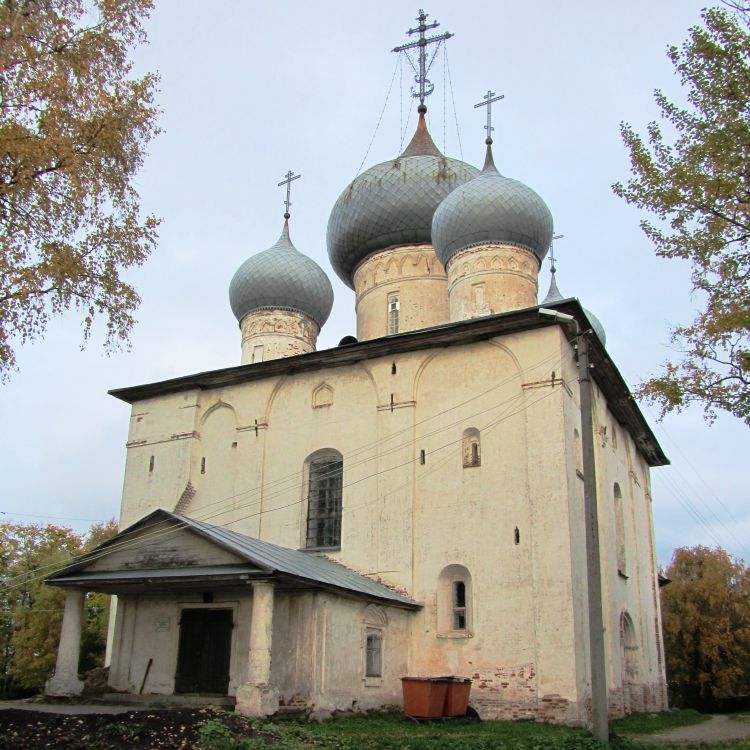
[1,1,747,566]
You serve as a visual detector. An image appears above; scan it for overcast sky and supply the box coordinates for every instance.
[1,1,747,567]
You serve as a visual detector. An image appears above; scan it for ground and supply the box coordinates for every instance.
[2,705,750,749]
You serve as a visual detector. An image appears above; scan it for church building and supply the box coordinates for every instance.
[45,11,669,725]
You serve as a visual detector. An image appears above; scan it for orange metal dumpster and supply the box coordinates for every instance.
[401,677,449,718]
[443,677,472,716]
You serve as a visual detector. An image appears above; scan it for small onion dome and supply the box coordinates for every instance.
[229,220,334,328]
[432,142,554,268]
[327,112,479,289]
[541,272,606,346]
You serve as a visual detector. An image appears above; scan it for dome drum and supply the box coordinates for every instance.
[447,243,539,322]
[240,307,319,364]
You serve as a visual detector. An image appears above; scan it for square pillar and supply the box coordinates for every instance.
[236,581,279,716]
[45,589,85,697]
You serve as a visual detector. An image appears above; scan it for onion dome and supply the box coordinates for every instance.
[326,112,479,288]
[431,141,554,268]
[229,220,334,328]
[542,265,606,346]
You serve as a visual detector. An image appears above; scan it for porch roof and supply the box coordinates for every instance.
[46,509,420,609]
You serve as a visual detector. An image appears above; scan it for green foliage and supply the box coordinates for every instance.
[0,519,117,696]
[611,709,708,734]
[614,5,750,425]
[660,546,750,710]
[198,717,267,750]
[0,0,160,378]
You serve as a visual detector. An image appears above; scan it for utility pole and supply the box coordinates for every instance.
[539,308,608,743]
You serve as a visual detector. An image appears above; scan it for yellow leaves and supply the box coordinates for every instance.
[0,0,160,377]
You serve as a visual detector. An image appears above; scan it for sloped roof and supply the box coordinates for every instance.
[47,509,419,609]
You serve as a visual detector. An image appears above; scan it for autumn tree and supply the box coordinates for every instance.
[661,546,750,710]
[0,519,117,696]
[614,5,750,425]
[0,0,160,378]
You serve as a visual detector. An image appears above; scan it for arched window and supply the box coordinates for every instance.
[620,611,640,712]
[437,564,473,635]
[388,293,400,335]
[362,605,387,681]
[305,450,343,549]
[614,482,626,576]
[462,428,481,468]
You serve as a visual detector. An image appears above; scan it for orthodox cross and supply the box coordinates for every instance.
[473,90,504,143]
[278,169,301,219]
[392,9,453,109]
[549,234,564,273]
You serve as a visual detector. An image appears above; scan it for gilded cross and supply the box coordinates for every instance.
[278,169,301,219]
[473,90,504,143]
[392,9,453,109]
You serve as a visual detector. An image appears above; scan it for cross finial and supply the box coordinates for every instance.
[392,9,453,111]
[550,234,564,274]
[278,169,301,219]
[473,90,504,145]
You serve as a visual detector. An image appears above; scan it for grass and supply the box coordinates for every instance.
[611,708,709,735]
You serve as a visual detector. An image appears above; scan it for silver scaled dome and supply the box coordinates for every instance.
[431,143,554,268]
[229,220,334,328]
[327,112,479,289]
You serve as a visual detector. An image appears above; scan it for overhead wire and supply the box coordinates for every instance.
[4,349,566,591]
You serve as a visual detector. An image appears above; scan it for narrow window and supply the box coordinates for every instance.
[462,428,481,468]
[365,630,382,677]
[305,453,343,549]
[514,527,520,545]
[453,581,467,630]
[419,449,426,465]
[148,455,155,473]
[253,345,264,363]
[391,362,397,375]
[615,482,627,576]
[472,282,486,314]
[201,457,206,475]
[388,294,400,335]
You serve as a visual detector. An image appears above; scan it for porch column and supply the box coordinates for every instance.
[236,581,279,717]
[45,589,85,697]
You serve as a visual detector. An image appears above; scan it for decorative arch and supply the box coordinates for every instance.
[200,399,236,426]
[437,564,473,635]
[363,604,388,628]
[303,448,343,550]
[620,611,640,712]
[312,382,334,409]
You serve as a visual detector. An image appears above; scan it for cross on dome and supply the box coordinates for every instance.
[474,89,504,145]
[392,9,453,111]
[278,169,301,219]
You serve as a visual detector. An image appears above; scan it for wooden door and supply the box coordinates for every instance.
[175,608,233,694]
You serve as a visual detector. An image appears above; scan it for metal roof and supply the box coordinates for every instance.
[48,510,419,609]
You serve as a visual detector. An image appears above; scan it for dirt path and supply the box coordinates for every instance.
[632,715,750,744]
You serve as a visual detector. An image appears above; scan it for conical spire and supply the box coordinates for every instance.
[399,110,443,158]
[542,236,564,303]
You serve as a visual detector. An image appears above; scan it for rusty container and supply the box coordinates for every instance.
[443,677,472,716]
[401,677,449,718]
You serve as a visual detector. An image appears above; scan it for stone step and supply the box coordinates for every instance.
[98,693,236,709]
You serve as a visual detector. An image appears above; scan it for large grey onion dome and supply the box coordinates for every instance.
[542,268,607,345]
[229,220,334,328]
[326,112,479,288]
[431,142,554,268]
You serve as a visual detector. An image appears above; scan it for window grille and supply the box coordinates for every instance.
[453,581,467,630]
[365,630,382,677]
[388,295,399,335]
[305,457,343,548]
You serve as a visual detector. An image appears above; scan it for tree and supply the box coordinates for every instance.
[0,0,160,378]
[660,546,750,710]
[0,519,117,696]
[614,5,750,425]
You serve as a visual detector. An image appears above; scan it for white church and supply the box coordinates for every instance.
[45,11,669,725]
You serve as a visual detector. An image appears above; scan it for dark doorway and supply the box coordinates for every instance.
[175,608,233,694]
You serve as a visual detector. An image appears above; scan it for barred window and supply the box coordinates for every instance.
[305,454,343,549]
[388,294,400,335]
[453,581,467,630]
[365,630,382,677]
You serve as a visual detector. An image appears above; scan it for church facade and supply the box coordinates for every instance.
[44,13,669,725]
